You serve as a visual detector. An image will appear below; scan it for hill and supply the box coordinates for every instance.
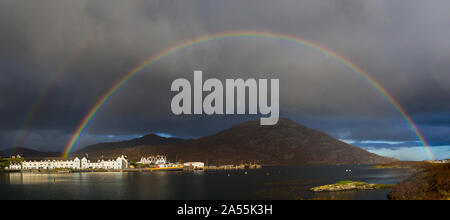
[74,118,397,165]
[0,147,60,158]
[76,134,187,154]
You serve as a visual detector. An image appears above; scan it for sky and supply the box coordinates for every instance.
[0,0,449,160]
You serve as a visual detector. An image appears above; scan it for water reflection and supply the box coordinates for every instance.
[6,173,74,185]
[0,166,412,200]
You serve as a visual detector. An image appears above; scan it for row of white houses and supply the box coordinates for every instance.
[9,156,128,170]
[424,159,449,164]
[138,155,167,165]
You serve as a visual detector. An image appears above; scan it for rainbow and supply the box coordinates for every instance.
[63,30,433,160]
[12,39,91,149]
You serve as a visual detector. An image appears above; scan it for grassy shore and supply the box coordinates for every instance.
[373,161,428,169]
[388,163,449,200]
[310,180,394,192]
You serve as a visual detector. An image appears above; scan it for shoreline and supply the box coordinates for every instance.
[3,163,413,174]
[388,163,449,200]
[5,166,261,174]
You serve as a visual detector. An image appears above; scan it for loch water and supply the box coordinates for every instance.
[0,165,412,200]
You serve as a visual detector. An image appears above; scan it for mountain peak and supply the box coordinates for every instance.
[187,118,397,165]
[140,133,167,140]
[75,118,397,165]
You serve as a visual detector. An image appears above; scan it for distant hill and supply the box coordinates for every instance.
[0,147,60,158]
[76,134,187,154]
[74,118,397,165]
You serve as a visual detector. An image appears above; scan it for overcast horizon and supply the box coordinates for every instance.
[1,0,450,160]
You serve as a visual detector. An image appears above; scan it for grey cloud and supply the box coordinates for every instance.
[0,0,449,152]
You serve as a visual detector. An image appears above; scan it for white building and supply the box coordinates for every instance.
[81,155,128,170]
[425,159,450,164]
[9,163,22,170]
[138,155,167,165]
[183,162,205,169]
[18,155,128,170]
[22,158,81,170]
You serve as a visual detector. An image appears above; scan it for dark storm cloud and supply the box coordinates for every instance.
[0,0,449,152]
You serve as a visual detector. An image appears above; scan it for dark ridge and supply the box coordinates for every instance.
[0,147,61,158]
[73,118,397,165]
[76,133,187,154]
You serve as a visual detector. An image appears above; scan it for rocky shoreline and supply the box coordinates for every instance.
[388,163,449,200]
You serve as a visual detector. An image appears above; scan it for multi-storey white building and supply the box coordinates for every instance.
[81,155,128,170]
[8,163,22,170]
[138,155,167,165]
[21,158,81,170]
[11,155,128,170]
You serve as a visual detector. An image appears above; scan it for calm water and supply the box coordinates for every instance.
[0,165,412,200]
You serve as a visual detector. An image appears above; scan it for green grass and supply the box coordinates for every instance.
[335,180,366,186]
[374,184,396,189]
[374,165,413,169]
[0,158,11,169]
[332,180,394,188]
